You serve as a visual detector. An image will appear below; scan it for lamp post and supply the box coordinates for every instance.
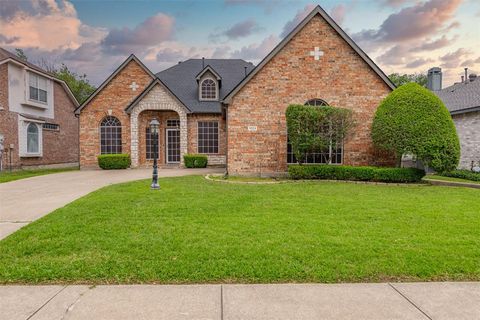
[150,118,160,190]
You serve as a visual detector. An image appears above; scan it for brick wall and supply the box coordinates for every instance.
[0,63,19,169]
[79,60,153,168]
[187,113,226,165]
[227,14,393,175]
[453,111,480,169]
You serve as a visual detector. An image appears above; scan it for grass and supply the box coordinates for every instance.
[425,175,480,185]
[0,175,479,284]
[0,166,78,183]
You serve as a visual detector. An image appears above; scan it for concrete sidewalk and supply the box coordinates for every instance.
[1,282,479,319]
[0,168,223,240]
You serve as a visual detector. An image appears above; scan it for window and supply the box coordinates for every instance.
[145,127,156,160]
[27,123,39,154]
[166,119,180,128]
[29,73,48,103]
[198,121,218,154]
[200,78,217,100]
[287,99,343,164]
[100,116,122,154]
[43,123,59,131]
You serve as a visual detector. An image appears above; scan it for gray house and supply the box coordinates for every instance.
[428,68,480,170]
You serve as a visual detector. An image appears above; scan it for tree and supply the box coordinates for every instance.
[54,64,96,104]
[15,48,28,61]
[371,83,460,172]
[388,73,427,87]
[286,105,354,164]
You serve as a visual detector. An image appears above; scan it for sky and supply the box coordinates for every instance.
[0,0,479,87]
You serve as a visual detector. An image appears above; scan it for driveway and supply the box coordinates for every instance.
[0,168,223,240]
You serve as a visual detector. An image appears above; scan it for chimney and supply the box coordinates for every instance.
[461,75,464,82]
[464,68,468,83]
[427,67,442,91]
[202,57,205,68]
[244,66,247,77]
[469,74,477,82]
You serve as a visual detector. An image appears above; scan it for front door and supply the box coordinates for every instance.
[166,128,180,163]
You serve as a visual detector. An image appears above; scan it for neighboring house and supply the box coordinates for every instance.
[76,5,395,175]
[0,48,79,171]
[428,68,480,170]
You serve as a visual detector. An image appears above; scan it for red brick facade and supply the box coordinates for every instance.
[227,14,393,175]
[0,61,79,170]
[79,60,153,168]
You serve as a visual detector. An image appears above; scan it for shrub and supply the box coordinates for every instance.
[288,165,425,183]
[441,170,480,182]
[97,154,131,170]
[371,83,460,172]
[184,154,208,168]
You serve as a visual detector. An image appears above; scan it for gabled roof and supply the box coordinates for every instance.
[223,5,396,103]
[74,54,155,115]
[195,65,222,81]
[0,47,79,107]
[156,59,254,113]
[434,77,480,115]
[125,78,190,114]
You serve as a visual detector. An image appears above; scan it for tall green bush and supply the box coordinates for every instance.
[371,83,460,172]
[286,104,354,164]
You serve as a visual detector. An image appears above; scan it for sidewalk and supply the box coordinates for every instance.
[0,168,223,240]
[2,282,479,319]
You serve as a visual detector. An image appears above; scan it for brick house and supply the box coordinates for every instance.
[0,48,79,171]
[76,5,395,175]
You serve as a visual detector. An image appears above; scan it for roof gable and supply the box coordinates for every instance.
[196,65,222,81]
[223,5,395,103]
[75,54,155,115]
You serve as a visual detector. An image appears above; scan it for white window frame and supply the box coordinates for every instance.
[199,77,218,101]
[19,120,43,157]
[28,72,48,104]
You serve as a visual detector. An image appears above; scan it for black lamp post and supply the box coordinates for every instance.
[150,118,160,190]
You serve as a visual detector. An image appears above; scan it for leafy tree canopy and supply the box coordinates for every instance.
[389,73,427,87]
[371,83,460,172]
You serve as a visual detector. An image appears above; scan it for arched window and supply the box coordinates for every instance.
[305,99,329,107]
[27,123,39,153]
[200,78,217,100]
[287,98,343,165]
[100,116,122,154]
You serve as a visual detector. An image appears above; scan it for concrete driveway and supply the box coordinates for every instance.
[1,282,480,319]
[0,168,223,240]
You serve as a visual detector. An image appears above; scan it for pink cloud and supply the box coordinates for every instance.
[330,4,346,25]
[231,34,279,61]
[280,4,316,38]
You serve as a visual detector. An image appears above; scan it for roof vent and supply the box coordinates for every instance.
[202,57,205,68]
[469,74,477,82]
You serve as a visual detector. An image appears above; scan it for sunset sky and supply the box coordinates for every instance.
[1,0,479,87]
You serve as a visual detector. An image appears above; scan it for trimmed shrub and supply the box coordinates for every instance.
[184,154,208,168]
[288,165,425,183]
[97,154,131,170]
[441,170,480,182]
[371,83,460,172]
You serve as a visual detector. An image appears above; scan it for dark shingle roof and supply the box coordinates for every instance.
[434,78,480,114]
[156,59,254,113]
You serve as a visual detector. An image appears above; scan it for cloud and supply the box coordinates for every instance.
[224,0,280,14]
[440,48,471,68]
[231,34,279,60]
[379,0,408,7]
[410,35,455,52]
[210,19,262,42]
[406,58,434,69]
[330,4,346,25]
[0,34,19,44]
[280,4,316,38]
[353,0,462,44]
[102,13,175,55]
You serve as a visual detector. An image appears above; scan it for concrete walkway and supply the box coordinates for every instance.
[1,282,479,319]
[0,168,223,240]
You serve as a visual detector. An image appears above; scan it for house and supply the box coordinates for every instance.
[428,67,480,170]
[0,48,79,171]
[76,5,395,175]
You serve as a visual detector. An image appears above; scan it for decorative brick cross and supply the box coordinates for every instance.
[129,82,139,91]
[309,47,324,60]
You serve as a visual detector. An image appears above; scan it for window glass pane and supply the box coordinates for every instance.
[201,79,216,99]
[100,116,122,154]
[197,121,219,154]
[39,89,47,103]
[29,87,38,100]
[29,73,37,87]
[27,123,39,153]
[37,76,47,90]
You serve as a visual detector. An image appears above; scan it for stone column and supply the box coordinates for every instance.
[179,113,188,166]
[130,110,140,167]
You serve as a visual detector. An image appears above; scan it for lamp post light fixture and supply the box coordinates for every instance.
[150,118,160,190]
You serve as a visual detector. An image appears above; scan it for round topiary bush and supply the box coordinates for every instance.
[371,83,460,172]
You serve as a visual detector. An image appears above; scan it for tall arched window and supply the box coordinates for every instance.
[100,116,122,154]
[200,78,217,100]
[287,98,343,165]
[27,123,39,153]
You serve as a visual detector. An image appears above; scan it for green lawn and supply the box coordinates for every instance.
[425,175,480,185]
[0,167,78,183]
[0,176,479,284]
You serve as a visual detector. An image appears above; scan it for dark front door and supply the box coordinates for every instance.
[166,129,180,163]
